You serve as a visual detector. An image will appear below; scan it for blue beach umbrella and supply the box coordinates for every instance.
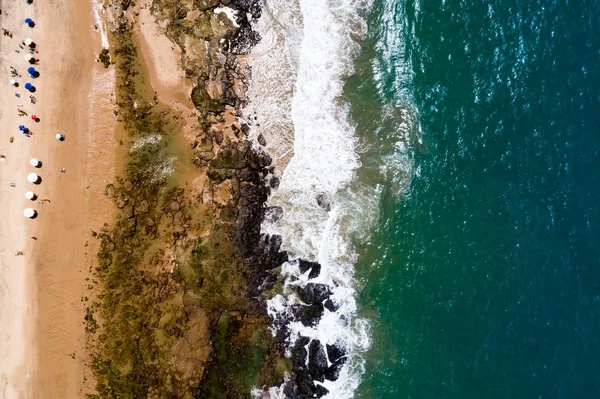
[19,125,26,131]
[24,82,33,91]
[27,67,36,75]
[24,18,32,24]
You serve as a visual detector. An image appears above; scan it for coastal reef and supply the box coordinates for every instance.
[85,0,344,398]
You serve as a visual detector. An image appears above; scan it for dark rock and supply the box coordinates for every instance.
[282,383,296,398]
[315,385,330,397]
[308,340,327,382]
[316,193,331,212]
[295,283,332,305]
[257,133,267,146]
[240,123,250,135]
[298,259,321,279]
[292,336,309,368]
[247,148,272,169]
[294,303,324,327]
[295,370,316,398]
[236,167,261,184]
[324,358,346,382]
[269,176,280,189]
[323,298,340,312]
[326,344,346,364]
[264,206,283,223]
[214,130,224,145]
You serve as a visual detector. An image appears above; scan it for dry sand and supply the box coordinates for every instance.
[0,0,117,398]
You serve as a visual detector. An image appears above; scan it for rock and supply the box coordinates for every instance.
[269,176,280,189]
[209,142,248,169]
[197,136,214,152]
[294,303,324,327]
[298,259,320,279]
[307,340,327,382]
[316,193,331,212]
[323,298,340,312]
[170,201,181,212]
[135,199,150,214]
[324,358,345,382]
[326,344,346,364]
[315,385,330,397]
[123,205,134,219]
[197,150,215,162]
[104,183,116,198]
[123,180,134,192]
[295,283,332,305]
[214,130,224,146]
[257,133,266,146]
[247,148,272,169]
[264,206,283,223]
[236,167,261,184]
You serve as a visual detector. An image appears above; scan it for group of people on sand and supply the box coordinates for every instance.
[1,0,55,256]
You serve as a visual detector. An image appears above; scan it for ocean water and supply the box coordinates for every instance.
[248,0,600,397]
[352,0,600,398]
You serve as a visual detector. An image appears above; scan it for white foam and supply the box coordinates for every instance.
[247,0,377,397]
[91,0,110,49]
[214,7,240,28]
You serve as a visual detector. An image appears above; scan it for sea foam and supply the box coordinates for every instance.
[247,0,374,397]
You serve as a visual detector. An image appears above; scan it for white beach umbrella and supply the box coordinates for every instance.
[24,54,32,61]
[23,208,36,218]
[30,158,40,167]
[55,133,65,140]
[10,79,16,86]
[25,191,35,200]
[27,172,39,183]
[25,38,33,45]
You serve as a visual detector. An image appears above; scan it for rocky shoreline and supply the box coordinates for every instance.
[85,0,345,398]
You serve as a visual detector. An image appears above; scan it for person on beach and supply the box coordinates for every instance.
[0,154,6,160]
[29,95,36,104]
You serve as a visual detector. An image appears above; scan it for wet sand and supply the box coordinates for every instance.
[0,0,116,397]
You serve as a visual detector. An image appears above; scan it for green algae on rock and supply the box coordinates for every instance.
[86,1,288,398]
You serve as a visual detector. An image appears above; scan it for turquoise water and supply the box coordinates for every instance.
[351,0,600,397]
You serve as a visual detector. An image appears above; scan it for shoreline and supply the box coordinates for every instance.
[0,0,116,397]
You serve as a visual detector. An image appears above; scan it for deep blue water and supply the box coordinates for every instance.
[351,0,600,397]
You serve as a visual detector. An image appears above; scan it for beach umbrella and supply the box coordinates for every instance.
[23,208,36,218]
[24,18,32,24]
[24,82,33,91]
[24,54,32,61]
[31,115,38,121]
[55,133,65,141]
[25,38,33,45]
[19,125,26,131]
[28,67,36,75]
[27,173,39,183]
[10,79,16,86]
[25,191,36,200]
[30,158,40,167]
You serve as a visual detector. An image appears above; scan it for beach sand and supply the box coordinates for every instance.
[0,0,116,398]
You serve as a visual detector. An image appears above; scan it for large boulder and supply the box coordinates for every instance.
[295,283,332,305]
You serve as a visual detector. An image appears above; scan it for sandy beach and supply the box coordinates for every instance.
[0,0,116,398]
